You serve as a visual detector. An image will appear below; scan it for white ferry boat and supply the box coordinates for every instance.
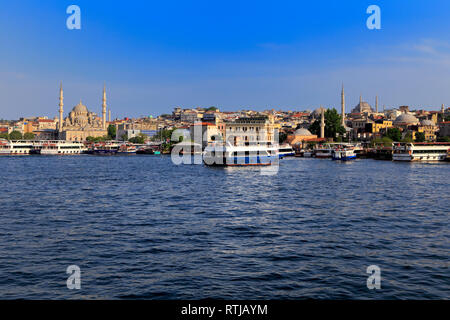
[203,141,279,166]
[0,140,34,155]
[331,143,357,161]
[392,142,450,162]
[314,147,333,158]
[278,144,295,158]
[40,140,87,155]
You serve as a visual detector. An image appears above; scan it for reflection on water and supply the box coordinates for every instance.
[0,155,448,299]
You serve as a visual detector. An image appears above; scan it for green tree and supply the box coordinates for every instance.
[278,131,288,143]
[386,128,402,142]
[206,106,218,111]
[107,125,116,140]
[129,133,147,144]
[402,133,413,143]
[9,131,22,140]
[414,132,426,142]
[309,108,345,138]
[437,136,450,142]
[23,132,35,140]
[0,133,9,140]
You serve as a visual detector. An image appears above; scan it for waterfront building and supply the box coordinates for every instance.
[224,115,275,145]
[189,122,220,149]
[57,84,108,141]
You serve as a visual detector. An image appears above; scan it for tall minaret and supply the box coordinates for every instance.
[320,106,325,139]
[360,95,363,105]
[108,109,111,122]
[102,84,107,129]
[341,84,345,127]
[375,96,379,113]
[58,82,64,133]
[442,104,445,114]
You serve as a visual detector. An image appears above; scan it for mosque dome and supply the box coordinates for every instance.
[312,108,324,117]
[72,102,88,114]
[394,114,419,125]
[420,119,435,126]
[351,101,373,114]
[294,128,313,136]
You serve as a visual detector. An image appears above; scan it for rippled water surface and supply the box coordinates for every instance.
[0,155,448,299]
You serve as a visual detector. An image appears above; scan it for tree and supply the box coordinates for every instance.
[9,131,22,140]
[386,128,402,142]
[415,132,426,142]
[309,108,345,138]
[402,133,413,143]
[0,133,8,140]
[23,132,35,140]
[129,133,147,144]
[437,136,450,142]
[278,132,288,144]
[206,106,218,112]
[107,125,116,140]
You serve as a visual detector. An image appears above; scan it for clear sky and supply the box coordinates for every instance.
[1,0,450,119]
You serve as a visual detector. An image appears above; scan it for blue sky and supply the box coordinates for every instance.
[1,0,450,119]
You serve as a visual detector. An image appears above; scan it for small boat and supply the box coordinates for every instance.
[278,144,295,158]
[90,142,119,155]
[332,148,357,161]
[314,148,333,158]
[117,143,137,154]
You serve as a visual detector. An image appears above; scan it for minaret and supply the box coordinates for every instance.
[102,84,107,129]
[320,106,325,139]
[360,95,363,105]
[108,109,111,122]
[341,84,345,127]
[442,104,445,114]
[58,82,64,132]
[375,96,379,113]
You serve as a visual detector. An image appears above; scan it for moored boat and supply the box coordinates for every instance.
[203,141,279,166]
[278,144,295,158]
[0,140,34,155]
[392,142,450,161]
[40,140,87,155]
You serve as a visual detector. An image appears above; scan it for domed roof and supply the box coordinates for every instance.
[351,101,373,113]
[394,113,419,125]
[294,128,312,136]
[420,119,435,126]
[72,101,88,113]
[312,108,324,117]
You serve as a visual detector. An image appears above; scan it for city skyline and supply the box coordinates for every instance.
[1,1,450,119]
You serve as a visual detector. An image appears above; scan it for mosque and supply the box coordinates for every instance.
[57,84,109,141]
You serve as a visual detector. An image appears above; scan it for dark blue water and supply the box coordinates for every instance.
[0,155,448,299]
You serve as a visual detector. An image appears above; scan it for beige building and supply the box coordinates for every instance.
[224,116,275,145]
[57,84,108,141]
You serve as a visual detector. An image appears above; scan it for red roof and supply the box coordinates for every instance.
[192,122,215,126]
[0,128,8,132]
[38,119,54,122]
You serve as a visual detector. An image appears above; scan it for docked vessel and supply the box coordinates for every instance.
[117,143,137,154]
[89,142,120,155]
[392,142,450,161]
[39,140,87,155]
[0,140,34,155]
[332,148,357,161]
[278,144,295,158]
[203,141,279,166]
[314,147,333,158]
